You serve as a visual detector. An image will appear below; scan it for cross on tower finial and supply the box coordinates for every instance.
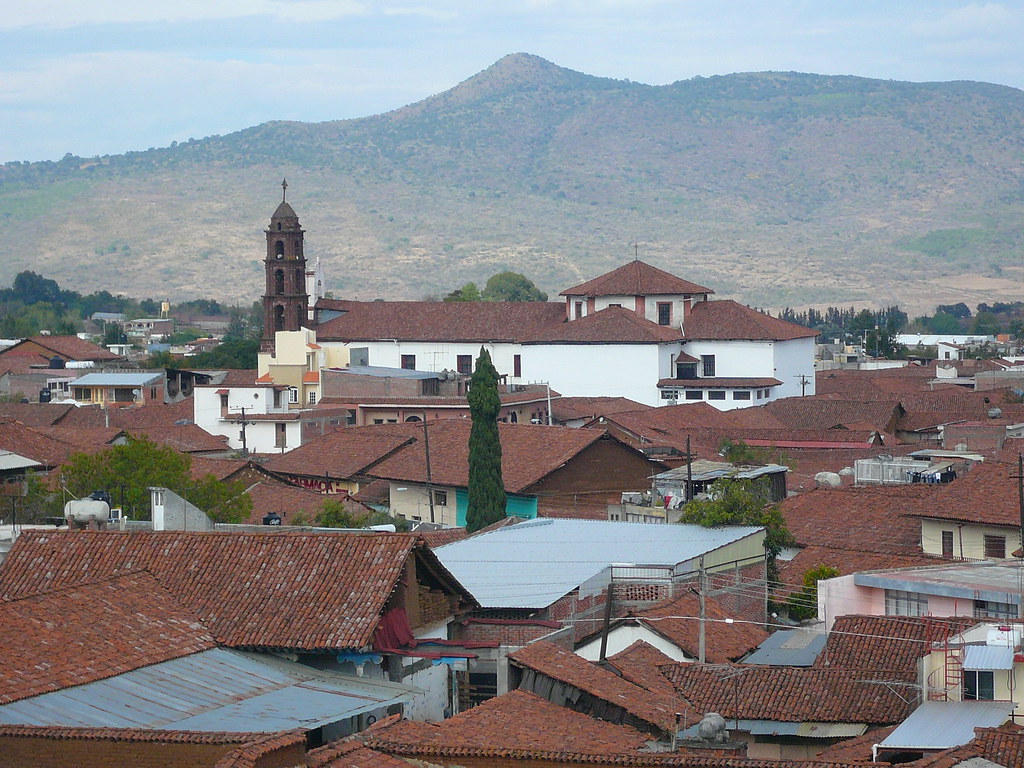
[633,242,639,261]
[281,178,288,203]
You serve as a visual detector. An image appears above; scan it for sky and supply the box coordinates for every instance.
[1,1,1023,163]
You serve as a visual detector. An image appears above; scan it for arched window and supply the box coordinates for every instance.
[296,305,303,330]
[274,305,285,331]
[509,411,518,423]
[275,241,285,257]
[274,269,284,295]
[404,415,422,422]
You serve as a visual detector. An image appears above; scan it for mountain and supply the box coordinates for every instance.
[2,52,1023,314]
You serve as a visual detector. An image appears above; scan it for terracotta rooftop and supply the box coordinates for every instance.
[316,300,567,343]
[242,477,374,526]
[263,425,416,479]
[759,397,903,431]
[626,591,769,664]
[53,397,196,428]
[306,739,420,768]
[904,460,1022,526]
[365,689,651,758]
[527,306,684,344]
[551,396,650,423]
[189,456,249,482]
[814,615,977,681]
[560,260,713,298]
[661,663,914,724]
[128,424,230,453]
[0,530,465,651]
[508,640,680,731]
[683,300,818,342]
[777,546,941,602]
[366,422,633,494]
[605,640,681,698]
[0,403,78,426]
[0,417,83,466]
[1,334,122,362]
[0,571,215,704]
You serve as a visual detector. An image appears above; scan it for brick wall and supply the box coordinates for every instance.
[460,621,561,647]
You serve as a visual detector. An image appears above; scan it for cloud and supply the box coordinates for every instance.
[911,2,1020,37]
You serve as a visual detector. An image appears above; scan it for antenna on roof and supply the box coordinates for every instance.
[633,242,639,261]
[281,178,288,203]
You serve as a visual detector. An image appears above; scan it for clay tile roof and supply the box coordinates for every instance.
[628,592,769,663]
[526,306,684,343]
[128,424,230,453]
[683,300,818,341]
[53,397,195,428]
[661,663,914,724]
[605,640,681,697]
[417,527,470,547]
[0,530,437,651]
[551,397,650,423]
[812,725,897,763]
[0,417,82,466]
[0,571,216,704]
[366,421,614,493]
[776,546,941,601]
[971,725,1024,768]
[307,739,417,768]
[814,615,977,680]
[263,425,417,479]
[190,456,249,482]
[364,688,652,757]
[243,477,373,525]
[0,724,303,746]
[779,485,933,554]
[905,460,1021,526]
[761,397,902,431]
[316,300,566,343]
[560,260,714,297]
[12,335,122,361]
[508,640,680,731]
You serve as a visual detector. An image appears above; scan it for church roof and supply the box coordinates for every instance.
[684,299,819,341]
[560,260,714,298]
[270,201,298,223]
[525,306,683,344]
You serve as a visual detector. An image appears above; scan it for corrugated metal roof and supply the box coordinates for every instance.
[655,462,789,483]
[744,629,827,667]
[878,701,1014,750]
[963,644,1015,670]
[680,720,864,739]
[0,648,418,731]
[435,518,764,608]
[0,451,41,472]
[72,372,163,387]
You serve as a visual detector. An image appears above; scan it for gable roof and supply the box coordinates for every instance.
[560,260,713,298]
[0,571,215,704]
[661,663,914,724]
[0,530,465,651]
[0,417,84,467]
[683,299,818,341]
[904,461,1021,526]
[316,300,566,343]
[525,306,684,344]
[263,425,416,479]
[551,396,650,423]
[0,335,121,362]
[761,397,903,431]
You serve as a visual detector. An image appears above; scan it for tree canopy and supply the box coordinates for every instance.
[57,436,251,523]
[443,271,547,303]
[466,347,506,532]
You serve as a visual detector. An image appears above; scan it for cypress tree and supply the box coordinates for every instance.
[466,347,506,532]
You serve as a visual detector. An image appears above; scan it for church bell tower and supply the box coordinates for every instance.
[261,180,309,353]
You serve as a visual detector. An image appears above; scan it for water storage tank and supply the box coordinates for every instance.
[63,498,110,523]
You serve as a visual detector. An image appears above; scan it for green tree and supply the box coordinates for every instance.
[482,271,548,302]
[466,347,506,532]
[444,282,482,302]
[57,436,251,523]
[677,477,795,584]
[188,338,259,369]
[786,564,839,621]
[315,497,369,528]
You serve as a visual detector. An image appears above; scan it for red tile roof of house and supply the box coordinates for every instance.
[812,725,897,763]
[508,640,680,731]
[903,460,1021,526]
[0,417,83,466]
[0,530,466,651]
[683,300,818,341]
[560,260,713,298]
[969,725,1024,768]
[814,615,977,681]
[128,424,230,453]
[0,403,77,426]
[316,300,567,343]
[1,335,122,362]
[626,592,769,663]
[306,739,420,768]
[661,663,914,724]
[190,456,249,482]
[53,397,195,428]
[551,396,650,423]
[0,570,215,704]
[760,397,903,431]
[605,640,681,698]
[364,688,652,758]
[34,425,125,450]
[366,422,633,494]
[242,477,374,526]
[263,425,416,479]
[776,546,941,602]
[526,306,684,343]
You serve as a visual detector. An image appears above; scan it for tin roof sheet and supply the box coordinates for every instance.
[963,645,1016,671]
[434,518,763,608]
[0,450,40,471]
[744,629,827,667]
[878,701,1014,750]
[0,648,417,731]
[71,372,163,387]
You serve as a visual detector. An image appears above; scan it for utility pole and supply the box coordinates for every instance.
[698,556,706,664]
[233,407,253,456]
[795,374,811,396]
[423,417,436,524]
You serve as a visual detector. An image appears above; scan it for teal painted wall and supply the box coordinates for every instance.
[454,489,537,526]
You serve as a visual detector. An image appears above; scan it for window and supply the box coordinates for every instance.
[274,269,285,295]
[684,390,703,400]
[220,393,229,417]
[984,534,1006,559]
[373,418,385,425]
[513,354,522,378]
[708,390,726,400]
[308,391,317,404]
[273,389,281,408]
[509,411,518,423]
[274,305,285,331]
[433,490,448,507]
[660,390,679,401]
[657,302,672,326]
[401,354,416,370]
[609,303,621,308]
[76,387,92,401]
[275,422,287,449]
[676,362,697,379]
[732,391,751,400]
[942,530,954,559]
[885,589,927,617]
[701,354,716,377]
[974,599,1017,619]
[288,387,299,404]
[457,355,473,375]
[963,670,995,700]
[421,378,440,396]
[575,301,584,319]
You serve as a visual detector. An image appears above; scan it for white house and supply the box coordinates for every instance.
[314,261,817,409]
[193,373,301,454]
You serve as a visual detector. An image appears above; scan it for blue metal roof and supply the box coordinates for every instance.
[878,701,1014,751]
[435,518,764,609]
[744,628,826,666]
[0,648,418,731]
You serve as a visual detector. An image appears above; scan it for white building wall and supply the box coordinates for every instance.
[522,343,667,407]
[817,574,882,630]
[682,340,775,379]
[323,340,523,380]
[193,386,301,453]
[575,624,691,662]
[389,482,458,527]
[772,337,816,399]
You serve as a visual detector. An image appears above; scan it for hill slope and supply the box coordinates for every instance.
[2,52,1023,313]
